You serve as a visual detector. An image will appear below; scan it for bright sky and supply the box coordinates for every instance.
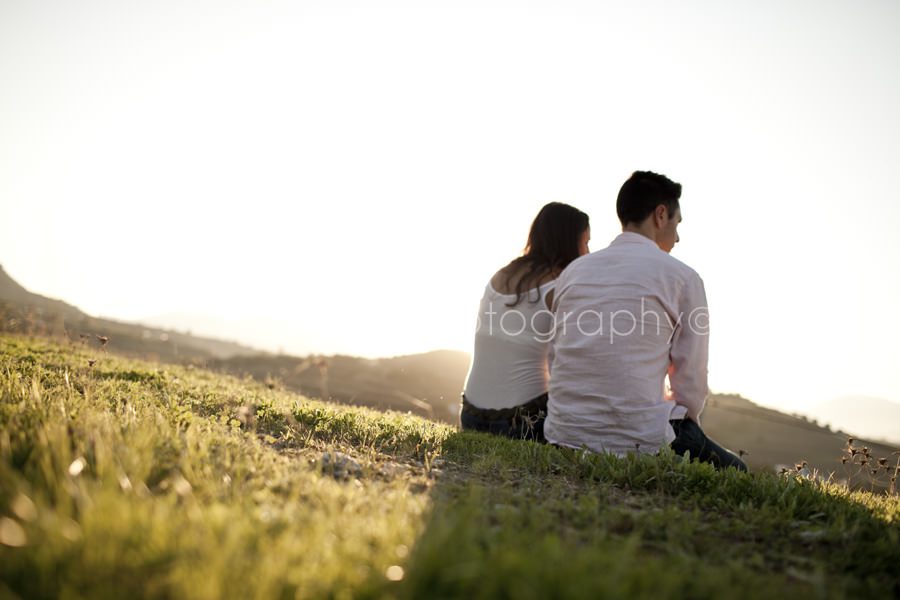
[2,0,900,431]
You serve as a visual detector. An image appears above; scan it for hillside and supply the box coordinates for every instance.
[813,395,900,445]
[2,266,897,483]
[0,266,83,316]
[209,349,471,423]
[702,394,898,487]
[0,265,260,362]
[1,334,898,599]
[213,353,899,483]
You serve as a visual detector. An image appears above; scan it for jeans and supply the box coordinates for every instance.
[669,418,748,471]
[460,393,547,443]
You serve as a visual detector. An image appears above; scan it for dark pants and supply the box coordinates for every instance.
[460,393,548,443]
[669,418,748,471]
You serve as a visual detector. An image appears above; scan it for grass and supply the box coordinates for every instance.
[1,334,898,599]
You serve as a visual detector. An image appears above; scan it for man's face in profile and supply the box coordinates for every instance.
[658,206,682,253]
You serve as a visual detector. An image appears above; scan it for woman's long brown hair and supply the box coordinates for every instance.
[503,202,589,307]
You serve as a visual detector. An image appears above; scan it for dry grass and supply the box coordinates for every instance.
[1,334,899,599]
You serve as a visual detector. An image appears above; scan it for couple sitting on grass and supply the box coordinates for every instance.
[461,170,747,472]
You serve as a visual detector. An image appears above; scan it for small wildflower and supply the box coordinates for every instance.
[173,475,192,497]
[95,335,109,347]
[10,494,37,522]
[0,518,27,547]
[877,458,888,466]
[87,359,97,367]
[68,457,86,477]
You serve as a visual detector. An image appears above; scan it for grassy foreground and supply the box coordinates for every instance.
[1,335,898,599]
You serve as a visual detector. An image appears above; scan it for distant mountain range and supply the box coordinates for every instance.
[2,264,897,484]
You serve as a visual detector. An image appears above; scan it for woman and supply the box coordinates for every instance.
[461,202,590,442]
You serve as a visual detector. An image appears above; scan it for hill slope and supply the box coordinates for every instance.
[0,265,260,361]
[702,394,898,486]
[210,349,471,422]
[813,395,900,445]
[4,265,896,481]
[1,334,898,599]
[0,265,83,316]
[214,352,898,481]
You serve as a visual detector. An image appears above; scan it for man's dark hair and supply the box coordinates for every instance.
[616,171,682,227]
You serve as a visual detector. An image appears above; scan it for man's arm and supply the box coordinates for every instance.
[667,273,710,424]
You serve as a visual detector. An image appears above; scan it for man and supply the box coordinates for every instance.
[544,171,746,471]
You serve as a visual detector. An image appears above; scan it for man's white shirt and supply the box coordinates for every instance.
[544,232,709,455]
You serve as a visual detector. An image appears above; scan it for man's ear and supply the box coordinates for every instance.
[654,204,668,228]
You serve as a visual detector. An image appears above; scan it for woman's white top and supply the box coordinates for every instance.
[462,278,556,409]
